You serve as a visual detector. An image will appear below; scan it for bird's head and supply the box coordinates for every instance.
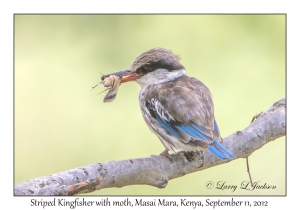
[101,48,185,87]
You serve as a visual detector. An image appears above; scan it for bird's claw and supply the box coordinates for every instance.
[159,149,170,157]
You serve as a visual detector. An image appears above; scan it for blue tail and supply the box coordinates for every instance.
[208,140,235,160]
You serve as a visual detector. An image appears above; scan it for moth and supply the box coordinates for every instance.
[92,75,122,103]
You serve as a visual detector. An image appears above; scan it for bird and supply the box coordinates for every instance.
[101,48,235,160]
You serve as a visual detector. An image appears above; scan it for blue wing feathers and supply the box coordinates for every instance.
[156,117,181,139]
[208,144,227,160]
[213,119,220,133]
[151,101,235,160]
[213,140,235,159]
[175,124,211,142]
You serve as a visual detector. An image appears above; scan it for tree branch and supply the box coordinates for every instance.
[14,98,286,196]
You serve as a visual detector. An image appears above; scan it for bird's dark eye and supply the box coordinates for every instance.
[136,65,152,74]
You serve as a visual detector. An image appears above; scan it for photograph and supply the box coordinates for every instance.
[14,14,285,196]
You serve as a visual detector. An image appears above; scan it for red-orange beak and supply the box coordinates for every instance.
[121,74,143,83]
[101,69,143,84]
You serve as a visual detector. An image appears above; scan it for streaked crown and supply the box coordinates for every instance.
[129,48,185,75]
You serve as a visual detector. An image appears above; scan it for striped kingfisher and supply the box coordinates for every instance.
[101,48,235,160]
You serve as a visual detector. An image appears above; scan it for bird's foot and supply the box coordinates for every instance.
[159,149,170,156]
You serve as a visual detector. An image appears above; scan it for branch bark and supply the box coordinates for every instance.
[14,98,286,196]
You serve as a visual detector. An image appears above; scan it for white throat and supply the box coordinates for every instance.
[135,69,186,88]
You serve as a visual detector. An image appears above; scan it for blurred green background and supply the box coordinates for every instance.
[15,15,285,195]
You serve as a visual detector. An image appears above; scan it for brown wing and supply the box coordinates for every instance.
[143,75,222,145]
